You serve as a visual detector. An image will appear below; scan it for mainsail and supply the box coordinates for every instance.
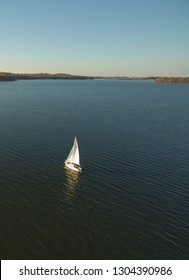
[66,137,80,166]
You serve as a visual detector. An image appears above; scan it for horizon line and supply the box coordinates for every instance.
[1,71,189,78]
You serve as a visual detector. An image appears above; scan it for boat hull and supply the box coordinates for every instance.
[65,161,82,173]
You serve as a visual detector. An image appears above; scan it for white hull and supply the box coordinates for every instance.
[65,160,82,173]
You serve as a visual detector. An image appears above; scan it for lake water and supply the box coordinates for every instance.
[0,79,189,259]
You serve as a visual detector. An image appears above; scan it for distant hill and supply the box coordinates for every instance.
[0,72,93,81]
[1,72,189,83]
[0,72,155,81]
[155,77,189,83]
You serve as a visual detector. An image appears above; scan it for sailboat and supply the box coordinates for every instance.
[65,137,82,173]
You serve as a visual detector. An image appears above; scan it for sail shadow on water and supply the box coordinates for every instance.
[62,167,81,203]
[64,167,80,190]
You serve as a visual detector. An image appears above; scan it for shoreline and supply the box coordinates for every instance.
[0,72,189,83]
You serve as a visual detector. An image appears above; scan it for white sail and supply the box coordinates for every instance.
[66,137,80,166]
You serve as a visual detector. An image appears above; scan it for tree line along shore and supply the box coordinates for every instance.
[0,72,93,81]
[155,77,189,83]
[0,72,189,83]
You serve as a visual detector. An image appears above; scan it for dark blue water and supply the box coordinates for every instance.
[0,79,189,259]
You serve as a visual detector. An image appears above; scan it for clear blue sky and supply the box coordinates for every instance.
[0,0,189,76]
